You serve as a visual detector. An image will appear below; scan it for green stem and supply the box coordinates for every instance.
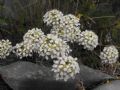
[92,16,115,19]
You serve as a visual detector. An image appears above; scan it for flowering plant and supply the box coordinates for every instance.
[0,9,119,81]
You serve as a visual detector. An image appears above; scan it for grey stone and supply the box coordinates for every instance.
[93,80,120,90]
[0,61,114,90]
[0,61,75,90]
[77,65,114,87]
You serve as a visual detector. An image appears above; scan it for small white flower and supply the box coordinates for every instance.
[77,30,98,50]
[0,39,12,59]
[100,45,119,64]
[23,28,45,44]
[50,14,81,42]
[52,56,80,81]
[51,26,81,42]
[43,9,63,26]
[37,34,71,59]
[13,41,34,59]
[23,28,45,52]
[60,14,80,27]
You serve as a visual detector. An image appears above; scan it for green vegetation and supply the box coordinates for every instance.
[0,0,120,69]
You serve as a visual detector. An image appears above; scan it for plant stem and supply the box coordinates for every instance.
[92,16,115,19]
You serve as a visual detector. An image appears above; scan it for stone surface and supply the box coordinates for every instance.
[0,61,75,90]
[78,65,114,87]
[0,61,114,90]
[93,80,120,90]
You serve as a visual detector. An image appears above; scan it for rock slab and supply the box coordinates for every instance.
[93,80,120,90]
[0,61,114,90]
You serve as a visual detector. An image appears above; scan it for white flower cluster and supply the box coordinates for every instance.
[37,34,71,59]
[43,9,63,26]
[51,14,81,42]
[13,41,33,59]
[0,40,12,59]
[51,26,81,42]
[13,28,45,58]
[59,14,80,27]
[52,56,80,81]
[78,30,98,50]
[100,46,119,64]
[23,28,45,52]
[23,28,45,44]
